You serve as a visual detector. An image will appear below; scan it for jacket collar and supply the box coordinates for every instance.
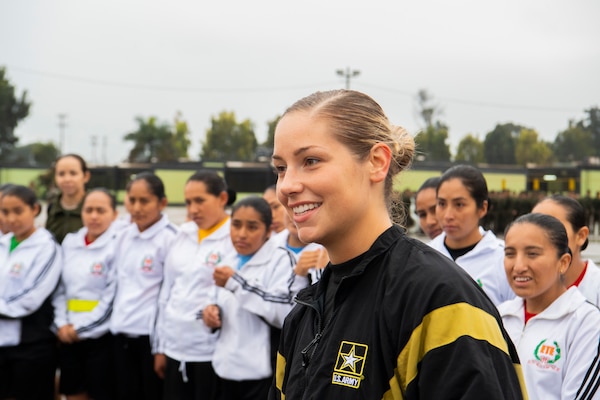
[179,218,230,242]
[130,213,172,239]
[296,225,403,303]
[502,286,587,321]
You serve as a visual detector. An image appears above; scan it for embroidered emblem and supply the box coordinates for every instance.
[205,251,222,269]
[141,255,154,272]
[9,262,23,277]
[534,339,561,364]
[90,262,105,276]
[332,341,368,389]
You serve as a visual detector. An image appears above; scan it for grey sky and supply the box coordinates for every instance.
[2,0,599,165]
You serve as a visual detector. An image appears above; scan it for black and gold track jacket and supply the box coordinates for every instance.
[270,225,527,400]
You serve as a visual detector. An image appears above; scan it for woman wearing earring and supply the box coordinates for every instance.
[499,213,600,399]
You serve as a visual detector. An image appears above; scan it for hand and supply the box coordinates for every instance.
[294,249,329,276]
[294,249,322,277]
[57,324,79,344]
[202,304,222,329]
[213,266,235,287]
[154,353,167,379]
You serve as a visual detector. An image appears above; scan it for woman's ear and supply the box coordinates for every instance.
[368,143,392,184]
[575,225,589,249]
[219,191,229,208]
[478,200,489,219]
[559,252,572,275]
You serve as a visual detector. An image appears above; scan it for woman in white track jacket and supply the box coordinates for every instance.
[429,164,515,306]
[154,170,235,400]
[0,185,62,399]
[499,213,600,400]
[109,172,178,400]
[203,196,308,400]
[53,188,120,400]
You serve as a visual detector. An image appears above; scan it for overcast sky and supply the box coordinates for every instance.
[2,0,599,165]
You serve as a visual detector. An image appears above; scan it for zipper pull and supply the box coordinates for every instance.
[301,332,322,368]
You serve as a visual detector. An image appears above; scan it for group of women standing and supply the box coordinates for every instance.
[2,88,600,400]
[0,154,314,400]
[415,163,600,399]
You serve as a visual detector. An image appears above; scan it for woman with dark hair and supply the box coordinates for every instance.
[109,172,178,400]
[429,164,514,305]
[532,194,600,306]
[154,170,235,400]
[203,196,307,400]
[0,185,62,399]
[53,188,119,400]
[499,213,600,399]
[414,176,442,239]
[0,183,16,235]
[46,154,91,243]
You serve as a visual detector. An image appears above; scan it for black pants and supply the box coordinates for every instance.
[218,376,271,400]
[58,333,114,399]
[163,356,219,400]
[0,339,57,400]
[113,334,162,400]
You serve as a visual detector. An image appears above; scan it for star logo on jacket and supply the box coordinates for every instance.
[205,251,222,269]
[141,255,154,272]
[90,262,106,276]
[9,262,23,276]
[332,341,368,389]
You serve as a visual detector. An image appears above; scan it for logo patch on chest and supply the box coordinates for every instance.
[529,339,562,371]
[141,255,154,272]
[204,251,222,269]
[9,262,23,276]
[90,262,106,276]
[331,341,368,389]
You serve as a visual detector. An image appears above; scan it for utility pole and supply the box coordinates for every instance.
[102,135,107,165]
[91,135,98,163]
[58,113,67,155]
[336,67,360,89]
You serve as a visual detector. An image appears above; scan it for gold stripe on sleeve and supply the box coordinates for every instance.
[275,351,287,400]
[390,302,511,396]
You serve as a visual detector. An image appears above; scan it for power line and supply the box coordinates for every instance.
[7,64,584,113]
[7,65,335,93]
[357,82,582,113]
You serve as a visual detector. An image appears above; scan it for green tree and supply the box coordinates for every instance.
[416,89,442,128]
[578,107,600,157]
[0,67,31,161]
[483,123,522,165]
[553,124,594,162]
[515,128,553,166]
[124,116,179,163]
[264,115,280,148]
[415,122,451,162]
[455,134,485,163]
[201,111,257,161]
[8,142,60,165]
[172,112,191,160]
[414,90,451,161]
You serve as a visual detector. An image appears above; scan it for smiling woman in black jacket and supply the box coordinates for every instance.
[269,89,527,400]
